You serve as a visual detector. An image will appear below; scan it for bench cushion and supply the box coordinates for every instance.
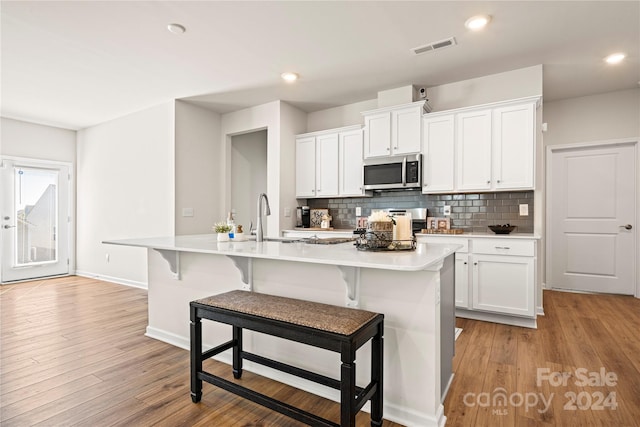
[194,290,379,336]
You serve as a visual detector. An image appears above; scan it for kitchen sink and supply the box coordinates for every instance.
[252,236,356,245]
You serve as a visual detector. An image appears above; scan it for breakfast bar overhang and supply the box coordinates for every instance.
[104,235,461,427]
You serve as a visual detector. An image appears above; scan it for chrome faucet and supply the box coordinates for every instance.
[256,193,271,242]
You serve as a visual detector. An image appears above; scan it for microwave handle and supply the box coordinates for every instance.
[401,156,407,186]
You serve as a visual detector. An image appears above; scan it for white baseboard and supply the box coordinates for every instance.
[456,309,537,328]
[74,270,147,290]
[145,325,444,427]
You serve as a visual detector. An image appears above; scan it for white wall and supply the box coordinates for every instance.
[279,102,308,230]
[175,101,221,235]
[307,99,377,132]
[1,117,76,163]
[427,65,543,111]
[543,88,640,146]
[221,100,306,236]
[76,102,175,287]
[231,130,267,230]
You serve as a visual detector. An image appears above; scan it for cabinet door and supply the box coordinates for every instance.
[422,114,455,193]
[392,105,421,155]
[456,109,492,191]
[455,253,469,308]
[315,133,339,197]
[339,129,364,196]
[295,136,316,198]
[493,102,535,190]
[364,111,391,158]
[472,254,535,317]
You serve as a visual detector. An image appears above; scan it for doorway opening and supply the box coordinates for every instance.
[230,130,268,232]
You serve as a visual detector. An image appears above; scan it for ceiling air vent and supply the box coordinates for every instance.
[411,37,457,55]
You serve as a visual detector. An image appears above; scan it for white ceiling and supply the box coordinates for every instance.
[1,1,638,131]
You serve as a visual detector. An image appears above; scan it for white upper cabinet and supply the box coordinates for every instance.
[421,96,539,194]
[295,136,316,198]
[363,112,391,157]
[391,104,422,155]
[339,128,364,196]
[315,133,339,197]
[362,101,425,159]
[492,102,535,190]
[422,114,455,193]
[456,109,493,191]
[295,125,364,198]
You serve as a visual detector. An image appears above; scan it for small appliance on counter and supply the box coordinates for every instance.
[297,206,311,228]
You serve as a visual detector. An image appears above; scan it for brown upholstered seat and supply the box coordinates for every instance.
[195,290,378,336]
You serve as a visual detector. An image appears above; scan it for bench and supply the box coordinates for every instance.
[190,290,384,427]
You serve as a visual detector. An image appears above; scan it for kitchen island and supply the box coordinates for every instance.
[104,234,460,427]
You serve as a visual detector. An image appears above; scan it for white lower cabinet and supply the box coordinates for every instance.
[454,253,469,308]
[417,234,537,326]
[472,253,535,317]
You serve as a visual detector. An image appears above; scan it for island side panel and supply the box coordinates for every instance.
[145,249,449,427]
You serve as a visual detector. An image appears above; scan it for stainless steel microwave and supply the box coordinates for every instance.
[363,154,422,190]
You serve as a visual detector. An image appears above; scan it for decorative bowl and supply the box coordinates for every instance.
[488,224,516,234]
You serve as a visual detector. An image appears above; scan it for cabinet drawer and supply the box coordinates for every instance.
[472,238,534,256]
[417,236,469,252]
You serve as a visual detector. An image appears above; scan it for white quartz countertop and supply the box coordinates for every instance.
[104,234,461,272]
[416,232,541,240]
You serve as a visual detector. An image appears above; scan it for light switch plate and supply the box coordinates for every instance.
[182,207,194,217]
[443,205,451,216]
[519,204,529,216]
[284,207,291,217]
[355,207,362,216]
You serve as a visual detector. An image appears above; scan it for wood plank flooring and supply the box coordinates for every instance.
[1,276,639,426]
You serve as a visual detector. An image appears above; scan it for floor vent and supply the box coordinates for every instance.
[411,37,457,55]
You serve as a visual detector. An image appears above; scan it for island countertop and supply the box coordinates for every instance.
[104,234,461,272]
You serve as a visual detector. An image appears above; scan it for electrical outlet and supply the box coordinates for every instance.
[105,253,110,263]
[519,204,529,216]
[182,207,194,217]
[443,205,451,216]
[355,206,362,217]
[284,207,291,217]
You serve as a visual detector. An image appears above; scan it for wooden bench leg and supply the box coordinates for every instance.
[190,306,203,403]
[371,321,384,427]
[232,325,243,379]
[340,345,356,427]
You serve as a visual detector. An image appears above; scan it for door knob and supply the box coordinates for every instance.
[620,224,633,230]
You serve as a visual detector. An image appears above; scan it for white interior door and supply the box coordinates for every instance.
[1,158,71,283]
[548,142,636,294]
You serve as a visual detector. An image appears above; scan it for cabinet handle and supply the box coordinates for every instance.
[497,180,501,184]
[386,148,390,151]
[394,146,398,149]
[474,262,478,266]
[463,261,468,265]
[620,224,633,230]
[495,246,510,250]
[486,180,491,184]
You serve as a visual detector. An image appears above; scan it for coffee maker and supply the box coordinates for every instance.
[296,206,311,228]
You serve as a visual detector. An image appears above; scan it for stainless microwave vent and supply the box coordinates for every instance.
[411,37,457,55]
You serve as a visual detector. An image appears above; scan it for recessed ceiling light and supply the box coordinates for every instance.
[604,52,626,64]
[167,23,186,34]
[281,72,299,82]
[465,15,491,30]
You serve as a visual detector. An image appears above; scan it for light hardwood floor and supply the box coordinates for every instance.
[1,276,639,426]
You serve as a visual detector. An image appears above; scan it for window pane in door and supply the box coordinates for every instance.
[14,167,58,266]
